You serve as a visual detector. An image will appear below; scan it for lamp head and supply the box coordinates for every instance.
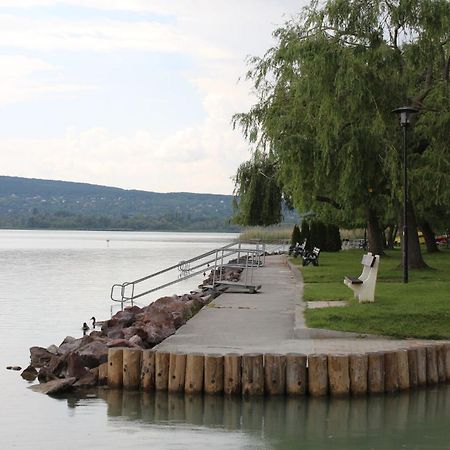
[392,106,419,127]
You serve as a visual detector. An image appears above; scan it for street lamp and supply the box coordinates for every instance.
[392,106,419,284]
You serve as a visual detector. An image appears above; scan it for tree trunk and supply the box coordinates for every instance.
[385,224,397,250]
[401,203,428,269]
[418,221,439,253]
[366,208,385,256]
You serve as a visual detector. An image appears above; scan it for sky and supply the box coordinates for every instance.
[0,0,308,195]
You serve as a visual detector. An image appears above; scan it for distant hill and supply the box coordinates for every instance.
[0,176,298,232]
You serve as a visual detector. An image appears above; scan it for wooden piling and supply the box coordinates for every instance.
[367,352,385,394]
[123,348,142,390]
[444,343,450,381]
[264,353,286,395]
[407,348,419,388]
[98,362,108,386]
[437,345,446,383]
[426,345,438,385]
[224,353,241,395]
[168,353,187,393]
[155,351,170,391]
[285,353,307,395]
[397,349,410,390]
[108,347,124,388]
[204,354,224,395]
[328,354,350,396]
[141,349,155,391]
[308,354,328,396]
[242,353,264,396]
[349,353,368,396]
[416,346,427,386]
[185,353,204,394]
[384,351,399,392]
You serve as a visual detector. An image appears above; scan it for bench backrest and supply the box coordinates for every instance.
[361,254,376,267]
[312,247,320,256]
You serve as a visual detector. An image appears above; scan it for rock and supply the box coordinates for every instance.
[66,352,88,379]
[21,365,38,381]
[184,298,203,318]
[30,377,76,395]
[37,367,58,383]
[58,335,94,356]
[59,336,76,346]
[30,346,54,368]
[89,331,105,338]
[106,338,132,348]
[46,344,59,355]
[46,355,66,377]
[128,334,143,347]
[109,309,136,328]
[124,305,142,314]
[74,367,98,387]
[107,326,125,340]
[77,340,108,368]
[143,321,176,346]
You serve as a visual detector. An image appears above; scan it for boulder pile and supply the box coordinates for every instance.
[23,266,243,394]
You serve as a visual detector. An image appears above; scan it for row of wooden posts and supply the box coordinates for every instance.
[103,343,450,396]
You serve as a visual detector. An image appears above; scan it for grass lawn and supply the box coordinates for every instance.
[291,248,450,339]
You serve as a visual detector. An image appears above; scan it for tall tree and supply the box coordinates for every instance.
[232,151,282,226]
[233,0,449,267]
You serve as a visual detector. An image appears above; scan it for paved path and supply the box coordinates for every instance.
[155,255,443,355]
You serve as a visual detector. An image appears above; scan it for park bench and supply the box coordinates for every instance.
[343,253,380,303]
[292,239,307,258]
[302,247,320,266]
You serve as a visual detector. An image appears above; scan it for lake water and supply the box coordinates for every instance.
[1,230,449,449]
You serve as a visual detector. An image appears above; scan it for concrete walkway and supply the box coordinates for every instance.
[155,255,441,355]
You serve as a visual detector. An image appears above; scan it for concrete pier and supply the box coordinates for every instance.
[106,255,449,396]
[155,256,441,356]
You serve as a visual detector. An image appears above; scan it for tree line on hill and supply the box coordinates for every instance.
[0,176,299,232]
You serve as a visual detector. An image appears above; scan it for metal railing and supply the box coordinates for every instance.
[110,241,266,310]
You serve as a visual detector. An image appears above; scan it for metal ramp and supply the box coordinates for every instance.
[110,241,266,310]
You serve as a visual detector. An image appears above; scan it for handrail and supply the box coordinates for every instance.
[110,241,266,310]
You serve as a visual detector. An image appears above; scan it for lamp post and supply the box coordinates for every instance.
[392,106,418,284]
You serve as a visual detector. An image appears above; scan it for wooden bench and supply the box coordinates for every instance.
[292,239,307,258]
[343,253,380,303]
[302,247,320,266]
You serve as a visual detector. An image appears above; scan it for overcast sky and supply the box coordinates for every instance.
[0,0,308,194]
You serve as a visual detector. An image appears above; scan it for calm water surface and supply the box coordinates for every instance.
[1,230,449,449]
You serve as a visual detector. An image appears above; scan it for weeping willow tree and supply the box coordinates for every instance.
[233,0,449,265]
[232,151,283,226]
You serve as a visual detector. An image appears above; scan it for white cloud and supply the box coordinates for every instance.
[0,0,306,193]
[0,14,232,59]
[0,55,92,105]
[0,116,248,194]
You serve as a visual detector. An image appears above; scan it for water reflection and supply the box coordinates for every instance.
[64,385,450,449]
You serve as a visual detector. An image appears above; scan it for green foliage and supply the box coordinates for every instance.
[232,151,282,226]
[325,224,342,252]
[300,221,311,248]
[304,220,341,251]
[291,224,301,245]
[234,0,450,246]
